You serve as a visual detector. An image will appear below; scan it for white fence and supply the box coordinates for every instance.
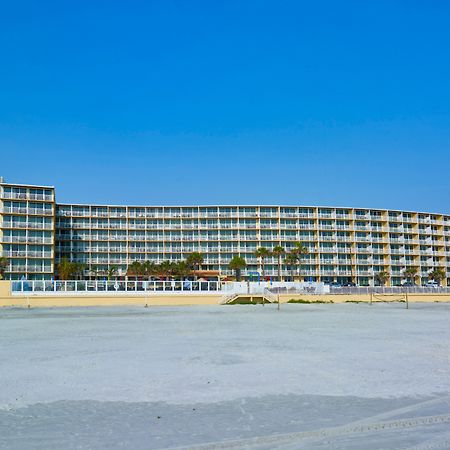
[222,281,330,295]
[331,286,450,295]
[11,280,220,295]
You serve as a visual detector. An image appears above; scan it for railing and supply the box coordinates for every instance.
[263,288,278,303]
[7,266,53,273]
[11,280,221,294]
[0,236,53,244]
[1,193,53,201]
[330,286,450,294]
[2,222,53,230]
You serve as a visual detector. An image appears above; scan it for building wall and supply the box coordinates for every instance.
[55,204,450,287]
[1,179,449,286]
[0,181,56,280]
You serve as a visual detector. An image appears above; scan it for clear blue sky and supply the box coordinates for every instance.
[1,1,449,212]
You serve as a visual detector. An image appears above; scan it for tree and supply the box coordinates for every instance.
[229,256,247,281]
[404,267,417,285]
[57,257,84,280]
[272,246,285,281]
[375,271,389,286]
[428,268,446,285]
[73,262,86,280]
[255,247,270,279]
[143,261,157,280]
[172,261,191,280]
[127,261,144,279]
[0,257,8,280]
[155,260,175,280]
[186,252,204,276]
[89,267,100,280]
[106,266,118,281]
[285,253,298,281]
[291,242,309,281]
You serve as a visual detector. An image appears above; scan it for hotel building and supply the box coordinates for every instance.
[1,178,450,286]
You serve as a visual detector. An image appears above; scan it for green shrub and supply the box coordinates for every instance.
[287,298,333,304]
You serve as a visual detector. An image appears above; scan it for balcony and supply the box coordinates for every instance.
[356,270,371,276]
[336,270,352,275]
[2,222,53,230]
[320,259,336,264]
[259,213,278,218]
[320,270,336,276]
[335,214,350,219]
[318,214,334,219]
[260,223,277,229]
[7,265,53,273]
[1,192,53,202]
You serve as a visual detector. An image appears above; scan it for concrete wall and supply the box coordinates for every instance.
[0,292,223,308]
[0,280,11,298]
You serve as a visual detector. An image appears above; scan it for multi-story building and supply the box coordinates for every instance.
[0,178,56,279]
[1,177,450,286]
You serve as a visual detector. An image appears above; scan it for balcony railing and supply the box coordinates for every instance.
[2,251,52,258]
[7,266,53,273]
[1,207,53,216]
[1,193,53,201]
[2,222,53,230]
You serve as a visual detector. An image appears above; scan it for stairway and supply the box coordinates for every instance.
[219,289,278,305]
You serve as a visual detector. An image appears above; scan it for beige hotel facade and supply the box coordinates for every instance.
[1,178,450,286]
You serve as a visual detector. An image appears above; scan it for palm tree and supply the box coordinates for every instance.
[272,246,285,281]
[143,261,157,280]
[106,266,118,281]
[229,256,247,281]
[172,261,191,280]
[404,267,417,285]
[73,262,87,280]
[428,268,446,285]
[186,252,204,277]
[375,271,389,286]
[291,242,309,280]
[127,261,144,279]
[156,260,175,280]
[89,267,100,280]
[57,257,75,280]
[0,257,8,280]
[255,247,270,279]
[284,253,298,281]
[57,258,85,280]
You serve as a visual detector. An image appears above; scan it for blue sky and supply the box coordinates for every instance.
[1,1,449,212]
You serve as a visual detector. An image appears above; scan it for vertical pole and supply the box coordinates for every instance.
[369,292,373,305]
[406,291,409,309]
[277,293,280,311]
